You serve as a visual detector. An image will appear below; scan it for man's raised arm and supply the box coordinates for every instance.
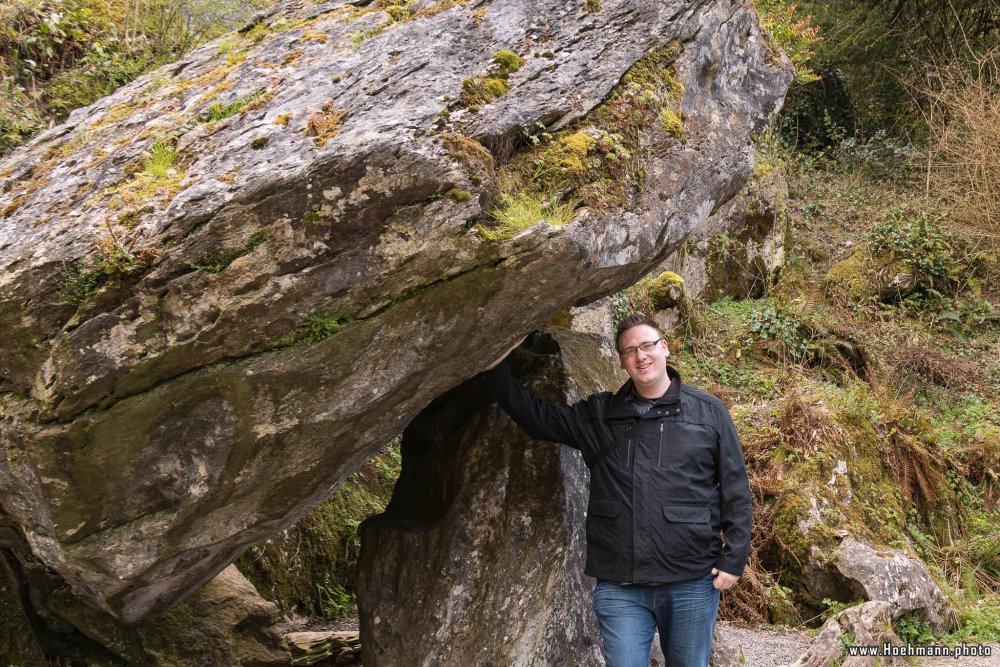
[479,335,596,454]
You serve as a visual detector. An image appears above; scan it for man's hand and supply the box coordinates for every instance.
[483,335,528,372]
[711,568,739,590]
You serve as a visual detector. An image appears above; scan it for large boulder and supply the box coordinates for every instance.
[357,330,620,665]
[0,0,791,624]
[2,528,289,666]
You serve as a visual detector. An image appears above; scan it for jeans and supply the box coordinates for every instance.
[591,575,720,667]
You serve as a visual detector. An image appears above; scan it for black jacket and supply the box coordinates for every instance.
[483,361,752,583]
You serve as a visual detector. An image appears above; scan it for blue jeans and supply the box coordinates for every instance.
[591,575,720,667]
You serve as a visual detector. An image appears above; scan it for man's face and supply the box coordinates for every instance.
[617,324,670,389]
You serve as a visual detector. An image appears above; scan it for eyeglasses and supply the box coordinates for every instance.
[619,338,663,359]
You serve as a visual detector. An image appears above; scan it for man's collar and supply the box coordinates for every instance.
[610,366,682,416]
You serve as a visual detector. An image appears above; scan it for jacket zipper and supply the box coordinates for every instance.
[657,422,664,467]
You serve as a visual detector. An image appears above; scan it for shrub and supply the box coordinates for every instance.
[923,49,1000,246]
[755,0,822,86]
[0,0,271,155]
[866,209,979,303]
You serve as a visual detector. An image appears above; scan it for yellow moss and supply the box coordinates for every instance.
[824,250,874,302]
[460,75,510,106]
[440,133,497,183]
[646,271,685,309]
[165,61,243,102]
[554,131,596,173]
[243,21,270,43]
[217,170,239,184]
[1,194,28,217]
[306,104,347,147]
[194,80,236,106]
[274,113,292,126]
[662,67,685,104]
[283,50,305,66]
[659,108,686,140]
[492,49,522,74]
[411,0,468,19]
[446,188,473,202]
[299,30,329,44]
[472,7,488,24]
[546,307,573,329]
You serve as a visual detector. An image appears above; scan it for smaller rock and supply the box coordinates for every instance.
[286,630,362,666]
[785,613,845,667]
[832,538,956,631]
[786,601,905,667]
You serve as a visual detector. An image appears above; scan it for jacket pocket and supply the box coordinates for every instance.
[662,504,713,558]
[590,498,622,518]
[662,504,710,523]
[587,498,622,555]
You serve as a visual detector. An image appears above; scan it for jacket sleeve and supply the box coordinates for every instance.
[714,403,753,576]
[480,360,596,452]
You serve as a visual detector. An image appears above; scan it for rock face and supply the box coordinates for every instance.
[3,530,289,666]
[358,330,619,665]
[805,537,956,632]
[661,169,788,306]
[0,0,791,626]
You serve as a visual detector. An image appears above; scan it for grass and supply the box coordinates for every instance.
[479,191,577,241]
[199,89,268,124]
[141,140,178,179]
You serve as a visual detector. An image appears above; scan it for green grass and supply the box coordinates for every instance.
[200,90,266,124]
[141,140,178,179]
[480,191,577,241]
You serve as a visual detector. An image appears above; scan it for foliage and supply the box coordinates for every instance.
[867,209,980,305]
[317,579,355,619]
[57,261,101,306]
[774,0,998,144]
[755,0,822,86]
[237,441,401,617]
[746,304,809,361]
[894,616,936,645]
[922,49,1000,245]
[0,0,271,155]
[294,311,343,343]
[58,222,160,306]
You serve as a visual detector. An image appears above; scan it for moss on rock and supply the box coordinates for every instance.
[237,443,400,616]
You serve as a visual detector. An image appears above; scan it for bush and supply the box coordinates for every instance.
[923,49,1000,246]
[867,209,980,304]
[0,0,270,155]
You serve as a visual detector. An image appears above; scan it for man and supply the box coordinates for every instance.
[481,314,752,666]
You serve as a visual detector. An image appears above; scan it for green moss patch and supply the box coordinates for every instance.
[237,443,401,616]
[473,41,686,240]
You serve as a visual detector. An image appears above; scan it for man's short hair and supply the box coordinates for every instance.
[614,313,663,353]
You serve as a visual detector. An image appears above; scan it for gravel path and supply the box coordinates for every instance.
[720,622,812,666]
